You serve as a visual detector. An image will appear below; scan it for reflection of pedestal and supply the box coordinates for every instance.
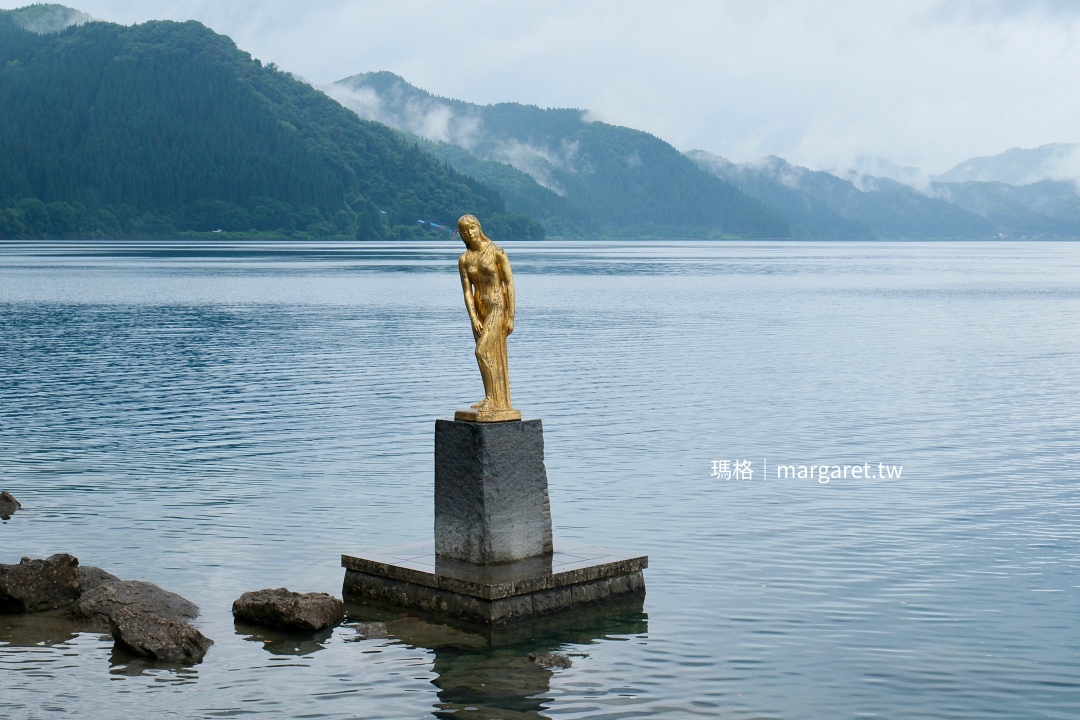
[344,593,647,717]
[342,418,647,625]
[349,591,643,716]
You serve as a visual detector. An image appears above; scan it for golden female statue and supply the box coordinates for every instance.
[454,215,521,422]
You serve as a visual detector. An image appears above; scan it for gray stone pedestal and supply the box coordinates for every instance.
[341,416,647,626]
[435,419,552,564]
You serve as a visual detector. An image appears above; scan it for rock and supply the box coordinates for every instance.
[528,651,572,669]
[351,621,388,640]
[109,607,212,663]
[0,491,21,519]
[71,580,198,630]
[0,554,80,613]
[232,588,344,632]
[78,566,120,594]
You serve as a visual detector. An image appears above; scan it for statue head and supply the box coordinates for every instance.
[457,214,487,250]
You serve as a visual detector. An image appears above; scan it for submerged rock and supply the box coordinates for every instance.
[78,566,121,594]
[109,607,212,663]
[350,621,388,640]
[232,588,344,632]
[0,491,21,520]
[0,608,85,647]
[71,580,199,630]
[0,554,80,613]
[528,651,572,669]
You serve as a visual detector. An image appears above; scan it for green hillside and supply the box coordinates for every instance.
[331,72,789,239]
[0,10,541,240]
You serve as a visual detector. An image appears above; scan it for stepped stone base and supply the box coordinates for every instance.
[342,541,647,625]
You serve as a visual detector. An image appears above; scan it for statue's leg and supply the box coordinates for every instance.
[474,312,501,407]
[494,336,510,407]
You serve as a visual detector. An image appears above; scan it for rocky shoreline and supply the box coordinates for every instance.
[1,550,349,664]
[0,553,213,662]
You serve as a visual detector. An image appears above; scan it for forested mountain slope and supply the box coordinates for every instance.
[330,72,789,239]
[691,150,1080,240]
[0,10,540,239]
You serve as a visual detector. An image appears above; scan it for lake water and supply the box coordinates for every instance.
[1,240,1078,719]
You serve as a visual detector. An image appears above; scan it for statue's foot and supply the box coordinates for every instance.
[470,399,487,409]
[472,399,495,413]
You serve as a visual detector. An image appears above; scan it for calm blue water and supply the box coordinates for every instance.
[1,240,1078,719]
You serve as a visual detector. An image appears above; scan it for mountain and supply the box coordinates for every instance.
[846,156,927,188]
[4,6,1072,242]
[927,180,1080,237]
[688,151,872,240]
[0,8,541,240]
[689,151,996,240]
[328,72,789,239]
[936,143,1080,185]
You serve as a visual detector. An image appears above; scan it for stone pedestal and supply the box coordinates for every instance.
[435,419,552,564]
[341,416,647,625]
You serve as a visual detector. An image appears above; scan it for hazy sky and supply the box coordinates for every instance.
[4,0,1079,173]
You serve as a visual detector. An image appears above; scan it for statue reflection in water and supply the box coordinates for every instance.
[346,595,647,719]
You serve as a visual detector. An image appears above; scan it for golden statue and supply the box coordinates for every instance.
[454,215,521,422]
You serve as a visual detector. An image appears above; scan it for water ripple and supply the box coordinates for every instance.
[1,241,1079,719]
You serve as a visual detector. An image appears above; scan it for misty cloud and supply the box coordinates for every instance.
[745,156,806,190]
[327,78,591,196]
[488,138,587,195]
[325,84,482,149]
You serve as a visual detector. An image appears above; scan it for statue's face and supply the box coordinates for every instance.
[459,219,481,246]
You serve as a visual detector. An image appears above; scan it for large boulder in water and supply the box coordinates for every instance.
[0,554,80,612]
[109,607,212,663]
[232,588,344,631]
[71,580,199,630]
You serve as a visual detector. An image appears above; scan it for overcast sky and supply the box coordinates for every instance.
[4,0,1079,173]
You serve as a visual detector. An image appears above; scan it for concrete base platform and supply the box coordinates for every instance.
[342,541,647,625]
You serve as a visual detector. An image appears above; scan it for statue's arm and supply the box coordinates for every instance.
[498,249,515,335]
[459,257,481,337]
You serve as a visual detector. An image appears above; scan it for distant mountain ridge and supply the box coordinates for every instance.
[1,4,1076,241]
[333,72,1080,240]
[688,151,993,240]
[935,143,1080,185]
[690,150,1080,240]
[846,156,928,189]
[329,72,788,238]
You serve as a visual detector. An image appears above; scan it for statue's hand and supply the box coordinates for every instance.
[472,321,483,336]
[506,318,514,335]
